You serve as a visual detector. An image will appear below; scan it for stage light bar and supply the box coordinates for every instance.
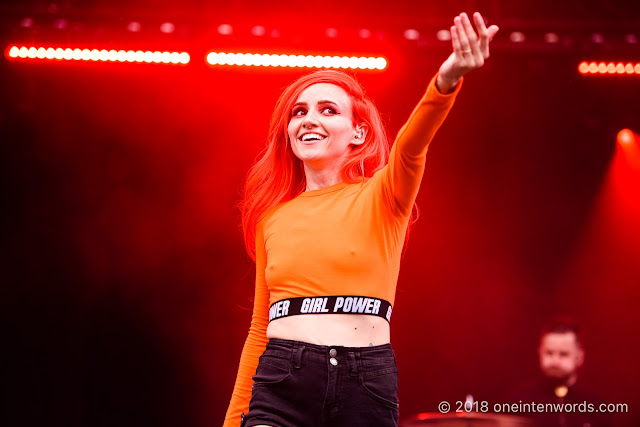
[5,45,190,65]
[578,61,640,75]
[205,52,387,70]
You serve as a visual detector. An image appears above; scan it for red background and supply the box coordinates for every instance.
[1,1,639,426]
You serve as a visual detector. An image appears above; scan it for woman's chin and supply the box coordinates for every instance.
[294,150,324,163]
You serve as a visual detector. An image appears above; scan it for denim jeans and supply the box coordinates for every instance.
[242,338,399,427]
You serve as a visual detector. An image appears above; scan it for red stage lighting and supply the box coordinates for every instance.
[403,29,420,41]
[5,45,190,65]
[217,24,233,35]
[578,61,640,75]
[205,51,387,70]
[617,129,637,146]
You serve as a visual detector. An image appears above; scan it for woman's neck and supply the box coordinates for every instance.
[303,163,344,191]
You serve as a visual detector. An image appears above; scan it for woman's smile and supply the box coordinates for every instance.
[298,131,327,144]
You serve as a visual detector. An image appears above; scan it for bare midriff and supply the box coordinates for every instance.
[267,313,390,346]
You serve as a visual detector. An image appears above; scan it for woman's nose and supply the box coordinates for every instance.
[302,111,320,128]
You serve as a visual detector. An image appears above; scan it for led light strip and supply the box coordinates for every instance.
[6,45,190,64]
[206,52,388,70]
[578,61,640,75]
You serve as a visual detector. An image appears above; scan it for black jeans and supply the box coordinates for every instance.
[242,338,399,427]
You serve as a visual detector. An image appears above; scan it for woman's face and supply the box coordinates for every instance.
[287,83,361,171]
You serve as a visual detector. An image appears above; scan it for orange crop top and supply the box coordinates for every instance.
[223,73,462,426]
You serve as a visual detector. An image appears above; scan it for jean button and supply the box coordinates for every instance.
[330,357,338,366]
[329,348,337,357]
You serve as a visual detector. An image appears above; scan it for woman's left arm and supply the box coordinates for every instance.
[381,12,498,218]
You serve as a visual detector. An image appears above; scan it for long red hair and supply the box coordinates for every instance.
[239,69,417,261]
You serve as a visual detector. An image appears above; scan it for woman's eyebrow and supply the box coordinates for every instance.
[292,100,339,108]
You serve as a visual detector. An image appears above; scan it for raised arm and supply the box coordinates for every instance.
[381,12,498,217]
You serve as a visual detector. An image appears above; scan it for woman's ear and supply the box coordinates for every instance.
[352,124,369,145]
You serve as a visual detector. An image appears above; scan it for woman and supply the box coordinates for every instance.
[224,11,499,427]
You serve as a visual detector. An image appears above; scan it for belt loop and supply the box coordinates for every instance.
[291,343,297,368]
[348,351,357,376]
[293,345,304,369]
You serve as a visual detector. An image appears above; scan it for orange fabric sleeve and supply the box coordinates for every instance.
[381,73,463,217]
[222,222,269,427]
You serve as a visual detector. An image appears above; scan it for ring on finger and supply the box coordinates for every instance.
[462,48,472,54]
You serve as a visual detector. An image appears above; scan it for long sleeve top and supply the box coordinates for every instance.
[223,73,462,426]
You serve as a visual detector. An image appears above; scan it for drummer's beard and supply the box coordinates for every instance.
[542,366,573,386]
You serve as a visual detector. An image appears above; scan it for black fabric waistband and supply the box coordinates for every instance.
[268,296,392,323]
[266,338,394,353]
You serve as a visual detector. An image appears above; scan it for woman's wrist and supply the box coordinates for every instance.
[436,72,461,94]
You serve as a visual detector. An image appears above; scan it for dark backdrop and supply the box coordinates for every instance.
[1,1,639,426]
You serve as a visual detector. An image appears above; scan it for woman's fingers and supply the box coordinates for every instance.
[461,13,481,57]
[488,25,500,41]
[454,16,472,56]
[457,12,499,61]
[474,12,490,56]
[440,10,498,85]
[451,25,463,56]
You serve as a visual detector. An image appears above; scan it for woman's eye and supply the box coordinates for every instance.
[321,107,336,114]
[292,108,306,117]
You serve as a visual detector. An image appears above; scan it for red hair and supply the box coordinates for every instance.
[239,69,417,261]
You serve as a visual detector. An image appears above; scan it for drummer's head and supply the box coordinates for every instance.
[538,319,584,386]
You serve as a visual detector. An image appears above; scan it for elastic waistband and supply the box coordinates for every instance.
[268,295,392,323]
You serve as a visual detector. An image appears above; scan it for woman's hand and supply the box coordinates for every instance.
[436,12,499,93]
